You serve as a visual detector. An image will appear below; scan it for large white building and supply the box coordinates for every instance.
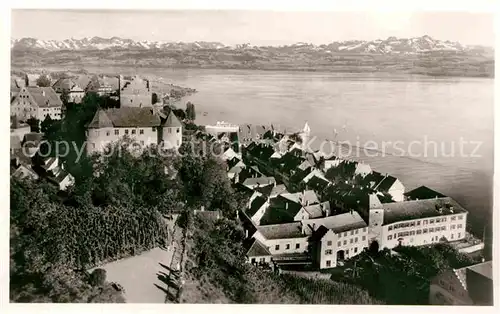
[11,86,63,121]
[250,222,310,264]
[303,212,369,269]
[368,194,468,250]
[86,106,182,155]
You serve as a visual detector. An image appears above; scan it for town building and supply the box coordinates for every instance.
[369,171,405,202]
[119,75,152,108]
[22,133,44,157]
[304,211,369,269]
[10,149,38,180]
[252,222,310,257]
[11,86,63,121]
[368,194,468,250]
[11,115,31,143]
[86,75,119,96]
[52,78,86,103]
[32,156,75,191]
[244,237,273,265]
[241,176,276,190]
[86,106,182,155]
[429,261,492,305]
[404,185,446,201]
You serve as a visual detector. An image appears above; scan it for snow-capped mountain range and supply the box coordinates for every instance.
[10,35,491,55]
[11,36,228,51]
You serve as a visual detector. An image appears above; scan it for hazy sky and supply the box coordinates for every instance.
[11,10,494,46]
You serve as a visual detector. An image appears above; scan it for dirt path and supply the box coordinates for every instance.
[87,215,179,303]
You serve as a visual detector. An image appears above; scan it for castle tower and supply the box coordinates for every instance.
[368,194,384,250]
[300,121,311,151]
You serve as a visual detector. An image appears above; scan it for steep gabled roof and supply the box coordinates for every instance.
[87,109,114,128]
[24,87,63,108]
[404,185,446,200]
[375,175,398,192]
[302,211,367,235]
[163,110,182,127]
[245,238,272,257]
[87,107,162,128]
[246,195,268,218]
[260,195,303,225]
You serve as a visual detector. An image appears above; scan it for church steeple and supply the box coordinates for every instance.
[303,121,311,135]
[301,121,311,151]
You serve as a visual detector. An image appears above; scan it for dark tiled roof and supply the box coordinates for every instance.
[88,107,161,128]
[375,175,398,192]
[246,195,267,218]
[260,195,303,225]
[52,78,77,91]
[303,211,367,234]
[404,185,446,200]
[382,197,468,225]
[306,174,330,193]
[257,222,305,240]
[254,184,274,196]
[227,156,243,169]
[25,87,63,108]
[245,238,271,257]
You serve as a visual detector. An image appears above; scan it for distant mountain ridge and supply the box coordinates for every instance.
[11,35,494,78]
[10,35,493,55]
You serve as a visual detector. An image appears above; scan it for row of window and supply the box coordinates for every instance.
[98,127,180,137]
[328,236,366,247]
[325,246,360,256]
[275,243,301,251]
[90,139,180,149]
[338,228,367,238]
[388,228,463,241]
[389,215,464,231]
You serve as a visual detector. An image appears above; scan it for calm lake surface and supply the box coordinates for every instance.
[88,67,494,226]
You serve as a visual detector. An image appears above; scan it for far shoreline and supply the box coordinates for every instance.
[11,64,494,80]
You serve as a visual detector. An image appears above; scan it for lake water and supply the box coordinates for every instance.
[87,67,494,229]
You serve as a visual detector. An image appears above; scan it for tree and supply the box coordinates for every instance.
[26,117,40,133]
[152,92,158,104]
[172,108,186,121]
[36,75,51,87]
[60,89,70,106]
[89,269,107,287]
[186,102,196,121]
[40,115,54,134]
